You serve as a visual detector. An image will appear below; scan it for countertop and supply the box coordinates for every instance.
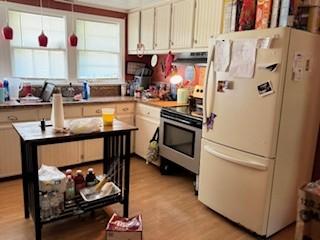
[0,96,186,110]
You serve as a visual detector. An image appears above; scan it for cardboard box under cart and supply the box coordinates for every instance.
[295,183,320,240]
[106,213,143,240]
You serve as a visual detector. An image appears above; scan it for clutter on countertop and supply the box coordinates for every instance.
[106,213,143,240]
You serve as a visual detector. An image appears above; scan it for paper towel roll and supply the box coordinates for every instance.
[51,93,65,130]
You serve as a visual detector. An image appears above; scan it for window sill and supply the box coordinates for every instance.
[25,79,125,87]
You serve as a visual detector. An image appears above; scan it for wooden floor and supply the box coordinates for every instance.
[0,157,295,240]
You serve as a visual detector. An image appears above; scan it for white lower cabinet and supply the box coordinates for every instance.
[135,114,160,160]
[0,124,22,177]
[117,114,135,153]
[38,142,82,167]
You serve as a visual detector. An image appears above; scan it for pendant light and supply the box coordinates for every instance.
[68,0,78,47]
[38,0,48,47]
[2,0,13,40]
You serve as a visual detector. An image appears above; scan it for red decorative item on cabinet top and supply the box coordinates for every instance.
[38,31,48,47]
[69,33,78,47]
[2,24,13,40]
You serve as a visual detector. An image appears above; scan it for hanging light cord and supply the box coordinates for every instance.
[71,0,75,33]
[40,0,44,31]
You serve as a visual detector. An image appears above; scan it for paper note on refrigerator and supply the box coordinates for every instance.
[229,39,258,78]
[214,40,232,72]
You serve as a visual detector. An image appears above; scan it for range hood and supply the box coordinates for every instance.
[172,52,208,66]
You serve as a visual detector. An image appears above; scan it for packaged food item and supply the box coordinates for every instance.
[38,165,66,193]
[86,168,97,187]
[295,181,320,240]
[74,170,86,193]
[255,0,273,29]
[106,213,143,240]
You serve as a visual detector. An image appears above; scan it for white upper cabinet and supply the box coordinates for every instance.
[154,4,172,50]
[128,11,140,52]
[171,0,196,50]
[140,8,155,51]
[193,0,223,48]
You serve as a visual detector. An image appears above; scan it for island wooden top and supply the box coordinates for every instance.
[13,118,138,145]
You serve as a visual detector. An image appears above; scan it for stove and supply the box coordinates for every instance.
[159,106,203,193]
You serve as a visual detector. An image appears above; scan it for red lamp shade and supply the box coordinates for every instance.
[38,31,48,47]
[2,25,13,40]
[69,33,78,47]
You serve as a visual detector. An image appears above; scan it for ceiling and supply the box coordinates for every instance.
[76,0,168,11]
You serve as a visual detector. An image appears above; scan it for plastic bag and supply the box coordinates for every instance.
[39,165,66,193]
[146,127,159,164]
[69,118,101,134]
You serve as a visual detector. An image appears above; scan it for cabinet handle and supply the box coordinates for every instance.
[96,109,102,114]
[154,43,157,48]
[194,39,198,44]
[147,112,150,115]
[8,115,18,121]
[122,107,129,111]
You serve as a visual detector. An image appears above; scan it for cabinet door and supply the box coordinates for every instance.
[193,0,223,48]
[117,114,135,153]
[83,139,103,162]
[141,8,155,51]
[154,4,171,50]
[135,115,159,160]
[171,0,195,49]
[38,142,81,167]
[0,125,21,177]
[128,11,140,52]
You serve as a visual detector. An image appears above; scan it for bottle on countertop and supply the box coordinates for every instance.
[86,168,96,187]
[0,81,4,104]
[65,169,73,179]
[65,175,75,201]
[82,81,90,100]
[3,80,9,101]
[74,170,86,193]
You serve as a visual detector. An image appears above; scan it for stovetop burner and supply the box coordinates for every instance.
[161,106,203,129]
[163,106,203,119]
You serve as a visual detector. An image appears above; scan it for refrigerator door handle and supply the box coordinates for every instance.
[204,145,269,171]
[204,38,216,121]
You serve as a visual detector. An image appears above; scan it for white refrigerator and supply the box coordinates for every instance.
[198,27,320,237]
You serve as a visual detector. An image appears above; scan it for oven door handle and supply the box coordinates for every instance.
[204,145,268,171]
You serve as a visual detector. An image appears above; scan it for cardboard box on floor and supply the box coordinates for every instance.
[295,184,320,240]
[106,213,142,240]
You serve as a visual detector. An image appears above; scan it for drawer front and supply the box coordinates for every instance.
[0,109,38,123]
[116,103,135,114]
[39,106,82,120]
[83,104,116,117]
[136,103,160,120]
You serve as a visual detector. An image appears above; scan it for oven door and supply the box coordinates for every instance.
[159,117,201,174]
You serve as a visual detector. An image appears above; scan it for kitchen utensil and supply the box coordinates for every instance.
[151,54,158,67]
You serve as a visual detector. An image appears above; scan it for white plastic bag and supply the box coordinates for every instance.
[38,165,66,193]
[69,118,101,134]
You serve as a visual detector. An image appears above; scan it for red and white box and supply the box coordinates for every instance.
[106,213,143,240]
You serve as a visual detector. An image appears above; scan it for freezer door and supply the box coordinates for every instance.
[198,139,274,235]
[203,28,290,158]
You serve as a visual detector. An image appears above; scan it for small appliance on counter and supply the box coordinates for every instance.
[133,68,153,90]
[189,85,204,117]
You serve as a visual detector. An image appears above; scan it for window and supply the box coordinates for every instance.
[9,11,67,79]
[76,19,121,80]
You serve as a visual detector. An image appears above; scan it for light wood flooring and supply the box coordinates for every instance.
[0,157,295,240]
